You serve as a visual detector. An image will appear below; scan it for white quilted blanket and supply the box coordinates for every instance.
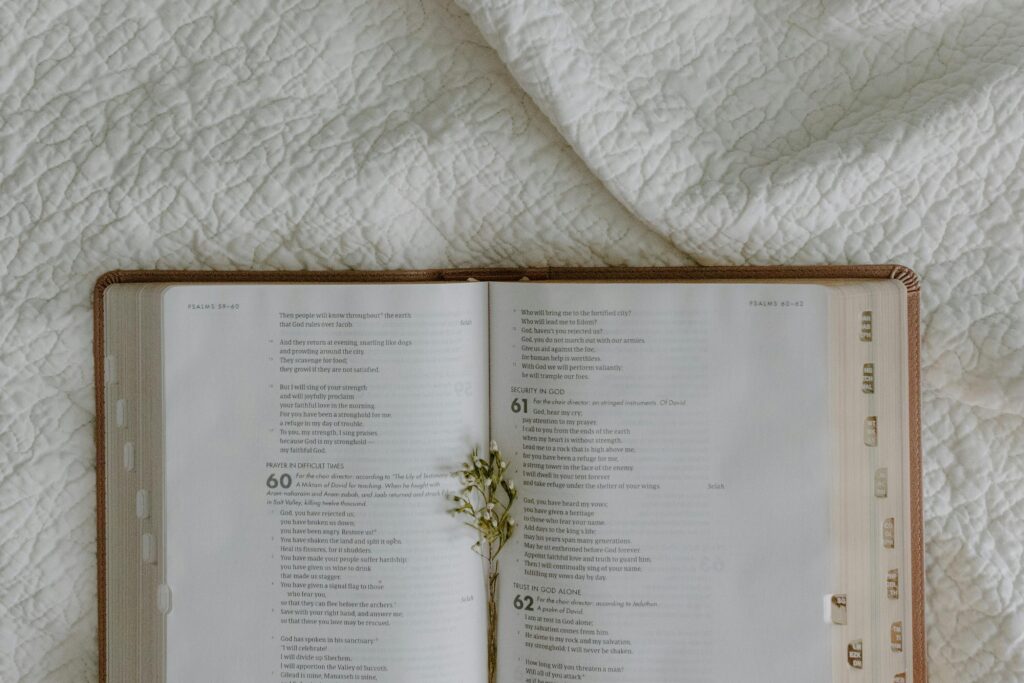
[1,1,1021,681]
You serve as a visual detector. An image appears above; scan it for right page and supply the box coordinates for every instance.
[489,282,833,682]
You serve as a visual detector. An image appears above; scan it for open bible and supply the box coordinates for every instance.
[94,266,925,683]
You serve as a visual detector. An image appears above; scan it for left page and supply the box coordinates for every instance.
[161,283,488,683]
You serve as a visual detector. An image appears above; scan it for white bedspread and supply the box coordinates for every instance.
[1,1,1021,681]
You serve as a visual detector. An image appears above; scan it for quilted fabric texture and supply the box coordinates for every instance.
[0,0,1020,681]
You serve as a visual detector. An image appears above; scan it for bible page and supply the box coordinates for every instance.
[161,283,488,683]
[489,282,832,683]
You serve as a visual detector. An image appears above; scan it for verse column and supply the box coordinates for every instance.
[163,284,489,683]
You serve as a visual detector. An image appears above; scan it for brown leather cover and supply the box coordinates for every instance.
[93,264,925,682]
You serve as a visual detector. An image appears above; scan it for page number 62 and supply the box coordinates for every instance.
[513,594,535,611]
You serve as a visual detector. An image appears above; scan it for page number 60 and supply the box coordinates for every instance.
[266,473,293,490]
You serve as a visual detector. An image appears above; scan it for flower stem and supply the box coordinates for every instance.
[488,561,499,683]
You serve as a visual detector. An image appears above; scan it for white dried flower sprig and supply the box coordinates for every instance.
[449,441,517,561]
[450,441,517,683]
